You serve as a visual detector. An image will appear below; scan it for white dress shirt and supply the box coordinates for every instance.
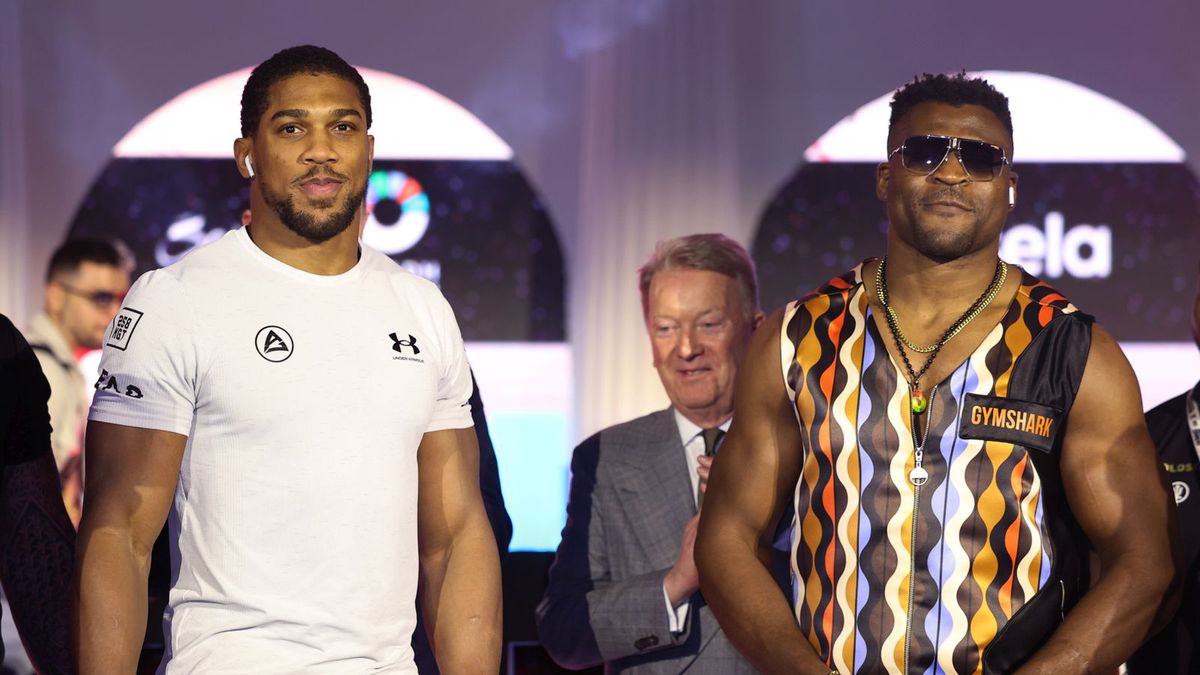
[663,410,730,633]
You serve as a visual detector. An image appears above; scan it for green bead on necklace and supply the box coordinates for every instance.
[910,390,929,414]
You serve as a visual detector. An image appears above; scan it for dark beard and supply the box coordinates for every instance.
[264,184,365,244]
[912,223,977,263]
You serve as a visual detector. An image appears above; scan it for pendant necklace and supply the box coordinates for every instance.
[909,385,938,486]
[876,257,1007,485]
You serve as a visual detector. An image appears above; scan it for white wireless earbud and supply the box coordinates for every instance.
[245,156,255,178]
[1008,185,1015,208]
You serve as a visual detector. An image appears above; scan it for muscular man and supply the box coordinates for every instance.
[538,234,778,673]
[1128,267,1200,674]
[0,314,74,674]
[26,239,131,520]
[74,45,500,673]
[696,73,1176,674]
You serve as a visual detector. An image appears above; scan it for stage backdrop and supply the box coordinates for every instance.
[67,67,572,552]
[753,71,1200,409]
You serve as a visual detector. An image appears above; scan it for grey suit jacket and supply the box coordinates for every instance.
[536,408,762,674]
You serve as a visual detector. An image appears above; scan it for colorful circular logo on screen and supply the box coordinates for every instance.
[364,170,431,255]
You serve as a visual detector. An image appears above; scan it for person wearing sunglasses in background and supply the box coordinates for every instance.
[696,72,1177,674]
[25,238,133,524]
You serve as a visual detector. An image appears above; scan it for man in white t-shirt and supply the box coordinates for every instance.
[74,45,501,674]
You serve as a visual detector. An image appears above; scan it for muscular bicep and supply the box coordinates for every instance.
[81,421,185,553]
[700,310,803,545]
[1059,325,1175,565]
[417,426,483,557]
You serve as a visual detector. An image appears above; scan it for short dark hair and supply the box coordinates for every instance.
[638,234,760,320]
[888,72,1013,142]
[46,239,134,282]
[239,45,372,138]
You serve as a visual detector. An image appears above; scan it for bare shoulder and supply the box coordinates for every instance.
[742,306,790,393]
[726,305,802,468]
[1071,323,1142,420]
[1061,322,1152,469]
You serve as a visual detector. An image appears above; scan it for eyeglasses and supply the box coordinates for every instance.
[889,135,1010,182]
[56,282,126,310]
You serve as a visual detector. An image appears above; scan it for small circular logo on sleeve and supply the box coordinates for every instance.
[255,326,294,363]
[1173,481,1190,505]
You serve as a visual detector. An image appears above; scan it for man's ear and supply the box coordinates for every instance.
[234,138,253,179]
[45,282,65,315]
[876,162,890,202]
[1008,170,1019,209]
[368,134,375,172]
[750,311,766,331]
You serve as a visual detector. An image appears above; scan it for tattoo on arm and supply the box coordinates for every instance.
[1,454,75,674]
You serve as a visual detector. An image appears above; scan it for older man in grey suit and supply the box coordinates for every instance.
[538,234,775,673]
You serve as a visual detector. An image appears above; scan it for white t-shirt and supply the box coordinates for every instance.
[89,227,474,673]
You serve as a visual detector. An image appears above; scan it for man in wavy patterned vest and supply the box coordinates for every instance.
[538,234,777,673]
[696,73,1177,674]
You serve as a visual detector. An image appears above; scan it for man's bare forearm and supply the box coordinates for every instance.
[698,532,829,675]
[1016,557,1174,674]
[2,454,74,674]
[74,527,153,673]
[421,518,501,674]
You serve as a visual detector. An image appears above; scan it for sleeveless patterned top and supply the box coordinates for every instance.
[780,261,1093,675]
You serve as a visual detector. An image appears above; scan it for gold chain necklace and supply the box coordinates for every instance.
[876,259,1007,353]
[877,257,1008,415]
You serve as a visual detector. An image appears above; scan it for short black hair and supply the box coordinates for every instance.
[888,72,1013,141]
[46,239,134,282]
[239,45,372,138]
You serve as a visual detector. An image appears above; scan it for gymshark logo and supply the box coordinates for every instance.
[255,325,294,363]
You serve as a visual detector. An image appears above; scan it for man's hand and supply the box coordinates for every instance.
[664,514,700,606]
[697,455,713,493]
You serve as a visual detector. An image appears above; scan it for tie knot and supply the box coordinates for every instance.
[701,428,725,456]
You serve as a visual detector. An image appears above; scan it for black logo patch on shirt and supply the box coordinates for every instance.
[255,326,294,363]
[388,332,425,363]
[93,369,145,399]
[106,308,143,351]
[959,393,1063,453]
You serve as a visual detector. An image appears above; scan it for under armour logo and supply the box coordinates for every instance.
[255,325,294,363]
[389,333,420,355]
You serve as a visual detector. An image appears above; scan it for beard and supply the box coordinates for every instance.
[262,178,366,244]
[901,188,989,263]
[911,219,979,262]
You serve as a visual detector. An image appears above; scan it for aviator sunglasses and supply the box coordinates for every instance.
[889,135,1010,182]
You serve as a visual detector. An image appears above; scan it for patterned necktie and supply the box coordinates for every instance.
[696,428,725,508]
